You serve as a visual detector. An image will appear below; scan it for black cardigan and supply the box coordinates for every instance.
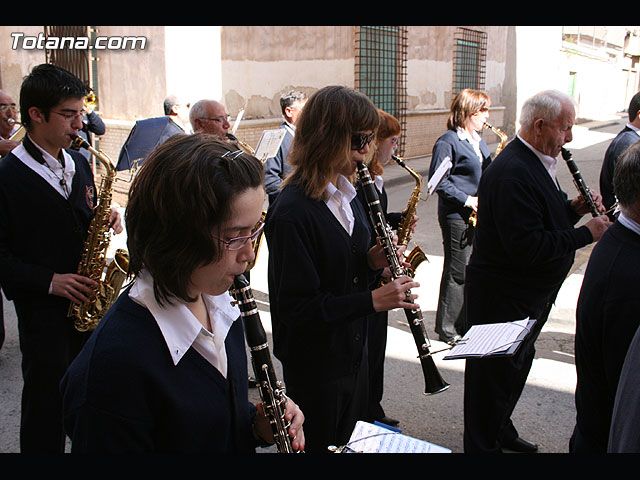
[467,137,593,304]
[599,126,640,214]
[0,150,95,304]
[572,220,640,452]
[265,182,377,381]
[429,129,491,221]
[61,289,258,453]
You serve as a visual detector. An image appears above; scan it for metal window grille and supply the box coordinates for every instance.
[355,26,408,156]
[453,27,487,95]
[44,26,97,93]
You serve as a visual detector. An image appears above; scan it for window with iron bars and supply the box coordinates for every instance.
[355,26,408,156]
[44,25,97,94]
[453,27,487,96]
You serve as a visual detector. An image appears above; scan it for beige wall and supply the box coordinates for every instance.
[4,25,635,205]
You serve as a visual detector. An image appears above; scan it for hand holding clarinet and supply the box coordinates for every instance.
[561,147,612,241]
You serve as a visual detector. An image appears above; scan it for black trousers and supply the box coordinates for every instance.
[282,351,370,454]
[0,289,4,351]
[367,311,388,421]
[462,276,558,453]
[435,217,472,341]
[14,298,88,453]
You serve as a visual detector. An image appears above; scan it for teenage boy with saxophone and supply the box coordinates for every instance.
[0,64,122,452]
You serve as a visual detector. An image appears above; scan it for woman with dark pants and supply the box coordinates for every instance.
[266,86,419,452]
[429,89,492,344]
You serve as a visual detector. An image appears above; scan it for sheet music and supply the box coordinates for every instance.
[427,156,452,195]
[443,318,536,360]
[342,421,451,453]
[254,129,287,161]
[231,108,244,135]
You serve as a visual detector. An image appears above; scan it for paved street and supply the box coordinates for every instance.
[0,115,626,453]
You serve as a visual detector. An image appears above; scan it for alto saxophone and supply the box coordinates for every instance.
[484,122,508,156]
[67,135,130,332]
[468,123,509,227]
[392,155,428,276]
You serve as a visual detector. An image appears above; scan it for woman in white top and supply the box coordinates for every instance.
[428,89,492,345]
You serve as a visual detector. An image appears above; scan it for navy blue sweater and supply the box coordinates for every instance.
[467,137,593,304]
[61,289,258,453]
[572,220,640,452]
[0,150,95,303]
[429,129,491,221]
[265,182,377,381]
[599,126,640,214]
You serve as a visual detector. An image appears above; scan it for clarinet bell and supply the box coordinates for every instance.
[422,355,450,395]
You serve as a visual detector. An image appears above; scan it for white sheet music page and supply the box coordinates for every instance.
[343,421,451,453]
[427,156,452,195]
[254,128,287,161]
[443,318,536,360]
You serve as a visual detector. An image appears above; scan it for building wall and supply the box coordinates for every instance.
[1,25,637,206]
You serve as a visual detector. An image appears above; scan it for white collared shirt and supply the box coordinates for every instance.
[128,269,239,377]
[283,119,296,136]
[325,174,357,235]
[13,136,76,199]
[626,123,640,135]
[374,174,384,194]
[457,127,483,162]
[618,212,640,236]
[517,134,558,187]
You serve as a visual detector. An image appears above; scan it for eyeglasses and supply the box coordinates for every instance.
[50,110,86,121]
[213,221,265,251]
[351,132,375,150]
[0,104,18,113]
[200,115,230,124]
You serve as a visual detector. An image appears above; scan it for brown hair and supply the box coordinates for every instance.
[370,109,401,176]
[125,133,264,305]
[284,85,379,200]
[447,88,490,131]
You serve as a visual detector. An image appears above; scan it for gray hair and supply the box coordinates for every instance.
[163,95,178,115]
[189,99,223,130]
[519,90,577,129]
[280,90,306,115]
[613,142,640,210]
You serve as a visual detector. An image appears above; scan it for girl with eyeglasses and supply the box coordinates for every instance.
[265,85,419,452]
[61,133,305,453]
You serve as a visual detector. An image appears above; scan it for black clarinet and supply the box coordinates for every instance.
[356,162,449,395]
[561,147,601,217]
[230,274,299,453]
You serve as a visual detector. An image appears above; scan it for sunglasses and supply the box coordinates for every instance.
[351,132,375,150]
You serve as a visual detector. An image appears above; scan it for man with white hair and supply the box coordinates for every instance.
[189,99,230,139]
[462,89,611,454]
